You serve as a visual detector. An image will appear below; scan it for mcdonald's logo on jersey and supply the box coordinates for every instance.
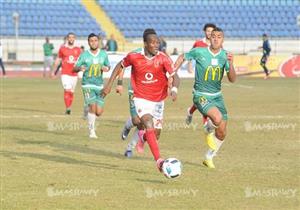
[204,66,222,81]
[88,64,102,77]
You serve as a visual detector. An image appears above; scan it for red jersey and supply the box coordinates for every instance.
[122,49,175,102]
[58,45,81,76]
[192,38,209,48]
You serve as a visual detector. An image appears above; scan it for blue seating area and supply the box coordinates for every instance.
[0,0,105,37]
[99,0,300,38]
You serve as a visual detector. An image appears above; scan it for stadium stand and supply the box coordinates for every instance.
[1,0,105,37]
[98,0,300,38]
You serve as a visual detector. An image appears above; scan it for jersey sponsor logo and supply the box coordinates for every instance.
[204,66,222,81]
[142,72,158,84]
[88,64,102,77]
[67,55,75,64]
[145,73,154,80]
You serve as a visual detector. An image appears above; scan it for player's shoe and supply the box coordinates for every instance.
[89,130,98,139]
[203,159,215,169]
[65,109,71,115]
[124,150,133,158]
[136,130,145,154]
[185,107,193,125]
[121,126,131,140]
[156,158,165,172]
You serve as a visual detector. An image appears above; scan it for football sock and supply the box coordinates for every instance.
[127,128,139,150]
[145,128,160,161]
[125,117,134,130]
[88,112,96,131]
[64,91,73,109]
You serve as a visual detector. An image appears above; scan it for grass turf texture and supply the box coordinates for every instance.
[1,77,299,210]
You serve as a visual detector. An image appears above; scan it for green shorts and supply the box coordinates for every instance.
[129,94,137,118]
[193,92,228,120]
[82,86,104,107]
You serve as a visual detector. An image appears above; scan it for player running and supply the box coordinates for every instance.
[74,33,110,138]
[102,28,180,172]
[186,23,216,125]
[114,68,144,158]
[52,33,81,115]
[174,27,236,168]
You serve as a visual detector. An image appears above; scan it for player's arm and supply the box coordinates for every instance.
[73,54,86,73]
[173,54,186,72]
[170,72,180,101]
[51,56,62,77]
[226,52,236,83]
[115,67,125,95]
[102,61,124,98]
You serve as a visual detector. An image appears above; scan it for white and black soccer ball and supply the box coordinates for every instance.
[162,158,182,179]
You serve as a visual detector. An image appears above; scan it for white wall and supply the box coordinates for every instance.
[1,37,299,61]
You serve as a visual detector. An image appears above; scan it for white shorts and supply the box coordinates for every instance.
[133,97,164,129]
[61,74,78,92]
[77,71,83,79]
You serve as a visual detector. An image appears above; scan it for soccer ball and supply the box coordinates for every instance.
[162,158,182,179]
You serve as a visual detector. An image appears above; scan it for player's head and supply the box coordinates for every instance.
[45,37,49,43]
[143,28,159,56]
[203,23,216,40]
[88,33,99,51]
[262,33,268,41]
[210,27,224,50]
[67,32,76,46]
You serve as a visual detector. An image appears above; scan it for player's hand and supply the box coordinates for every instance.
[81,66,86,72]
[102,66,110,72]
[101,86,111,98]
[116,85,123,95]
[50,72,57,79]
[170,87,178,102]
[226,52,234,64]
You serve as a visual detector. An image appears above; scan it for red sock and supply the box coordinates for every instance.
[69,92,74,107]
[145,128,160,161]
[189,104,197,114]
[64,91,73,109]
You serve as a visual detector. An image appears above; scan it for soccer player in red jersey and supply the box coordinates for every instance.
[186,23,216,125]
[52,33,81,115]
[102,29,180,172]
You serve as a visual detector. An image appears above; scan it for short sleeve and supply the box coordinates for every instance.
[163,55,175,77]
[121,53,132,68]
[104,53,110,67]
[58,47,63,59]
[224,60,230,73]
[75,53,84,67]
[184,48,200,61]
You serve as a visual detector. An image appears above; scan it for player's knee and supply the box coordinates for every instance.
[95,109,103,117]
[132,117,141,126]
[210,114,222,127]
[215,129,226,140]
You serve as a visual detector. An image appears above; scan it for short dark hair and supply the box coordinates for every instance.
[262,33,268,37]
[203,23,216,31]
[212,27,224,33]
[88,33,99,41]
[143,28,157,42]
[67,32,75,37]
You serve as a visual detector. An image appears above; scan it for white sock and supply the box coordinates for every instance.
[125,117,134,130]
[213,135,224,155]
[127,128,139,150]
[88,112,96,131]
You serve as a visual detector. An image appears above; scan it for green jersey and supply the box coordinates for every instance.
[43,43,54,56]
[184,47,230,94]
[75,49,110,87]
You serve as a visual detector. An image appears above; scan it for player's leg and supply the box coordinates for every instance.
[124,116,142,157]
[134,98,164,171]
[260,55,269,79]
[82,87,98,138]
[0,58,6,76]
[61,75,73,114]
[122,95,137,140]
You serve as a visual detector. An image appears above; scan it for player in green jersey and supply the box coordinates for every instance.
[74,33,110,139]
[174,27,236,168]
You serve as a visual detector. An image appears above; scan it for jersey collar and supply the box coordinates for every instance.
[207,46,221,57]
[141,48,160,60]
[88,49,100,57]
